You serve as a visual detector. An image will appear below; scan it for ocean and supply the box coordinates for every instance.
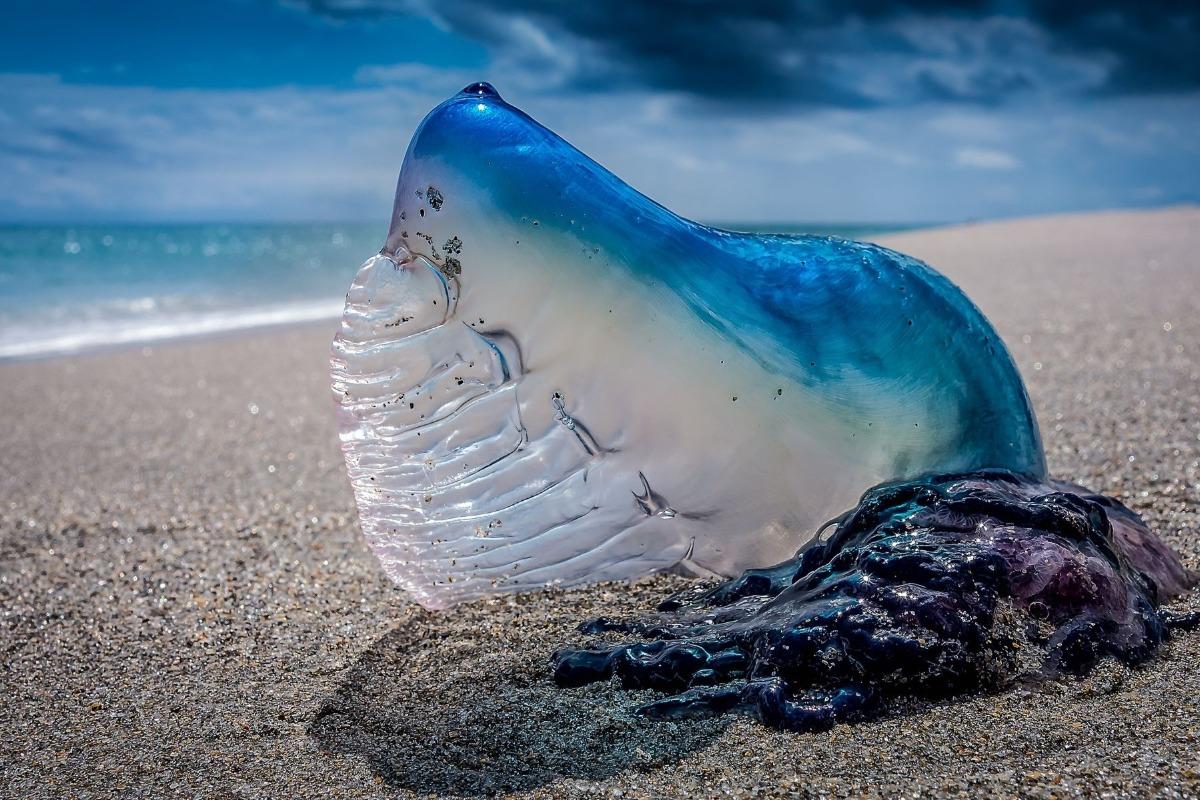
[0,222,912,360]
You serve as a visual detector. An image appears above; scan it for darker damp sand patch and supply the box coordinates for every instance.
[308,579,729,796]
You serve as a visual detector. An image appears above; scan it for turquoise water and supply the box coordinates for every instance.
[0,222,911,360]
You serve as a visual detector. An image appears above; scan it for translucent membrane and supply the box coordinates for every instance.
[332,249,694,607]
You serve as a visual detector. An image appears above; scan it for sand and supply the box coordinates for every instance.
[2,207,1198,799]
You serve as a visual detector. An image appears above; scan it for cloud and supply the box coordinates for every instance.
[0,73,429,221]
[290,1,1200,110]
[0,69,1197,224]
[1031,0,1200,94]
[954,147,1021,170]
[352,61,477,91]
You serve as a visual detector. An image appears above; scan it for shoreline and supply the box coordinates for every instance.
[0,299,343,363]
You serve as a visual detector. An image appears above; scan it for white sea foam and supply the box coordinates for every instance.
[0,299,342,360]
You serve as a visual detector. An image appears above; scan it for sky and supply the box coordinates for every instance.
[2,0,1198,225]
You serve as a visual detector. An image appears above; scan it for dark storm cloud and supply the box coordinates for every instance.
[1030,0,1200,93]
[292,0,1200,108]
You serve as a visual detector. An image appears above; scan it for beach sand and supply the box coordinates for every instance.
[2,207,1198,798]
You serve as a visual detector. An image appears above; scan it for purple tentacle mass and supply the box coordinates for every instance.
[553,471,1197,731]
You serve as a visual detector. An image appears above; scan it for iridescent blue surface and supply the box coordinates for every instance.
[388,82,1045,481]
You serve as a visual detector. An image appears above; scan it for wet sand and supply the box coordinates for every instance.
[2,207,1198,798]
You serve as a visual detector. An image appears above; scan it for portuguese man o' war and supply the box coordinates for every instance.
[332,81,1047,605]
[332,83,1196,729]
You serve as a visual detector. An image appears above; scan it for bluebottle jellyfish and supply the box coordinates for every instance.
[331,83,1196,730]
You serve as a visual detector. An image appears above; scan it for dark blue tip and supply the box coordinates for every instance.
[459,82,501,99]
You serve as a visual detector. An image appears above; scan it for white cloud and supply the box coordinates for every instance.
[954,147,1021,170]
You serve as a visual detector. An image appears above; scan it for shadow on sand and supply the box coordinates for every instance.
[308,597,728,796]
